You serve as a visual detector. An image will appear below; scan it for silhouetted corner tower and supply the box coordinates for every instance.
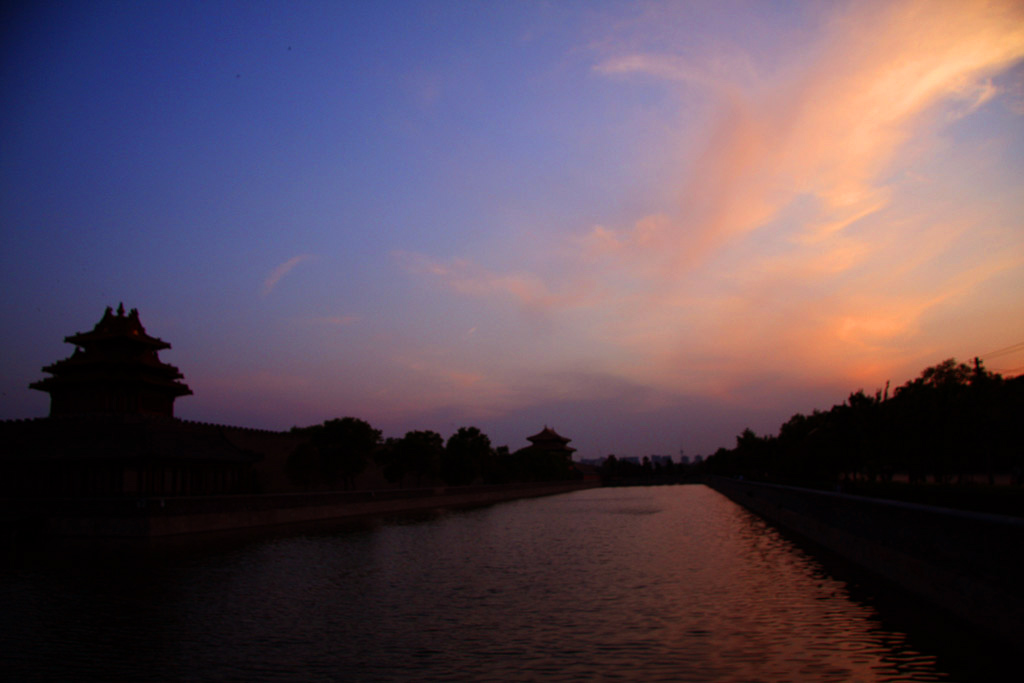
[526,426,576,456]
[30,303,193,417]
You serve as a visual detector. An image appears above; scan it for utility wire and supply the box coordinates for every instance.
[981,341,1024,359]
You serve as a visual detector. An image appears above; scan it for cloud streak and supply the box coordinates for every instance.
[311,315,358,326]
[262,254,316,296]
[395,251,593,316]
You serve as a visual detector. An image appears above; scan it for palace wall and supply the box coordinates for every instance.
[706,476,1024,649]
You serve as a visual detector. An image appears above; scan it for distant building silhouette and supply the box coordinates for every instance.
[30,304,192,417]
[526,426,576,457]
[515,426,584,480]
[9,305,560,500]
[3,305,279,498]
[1,308,597,538]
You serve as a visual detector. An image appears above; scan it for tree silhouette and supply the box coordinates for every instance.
[380,430,444,487]
[293,417,382,489]
[702,357,1022,492]
[442,427,491,486]
[286,442,321,488]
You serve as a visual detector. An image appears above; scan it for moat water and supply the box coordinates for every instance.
[0,486,1004,681]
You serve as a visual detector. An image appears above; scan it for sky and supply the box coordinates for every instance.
[2,1,1023,460]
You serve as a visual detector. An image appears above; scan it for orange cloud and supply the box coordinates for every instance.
[399,1,1024,412]
[593,1,1024,262]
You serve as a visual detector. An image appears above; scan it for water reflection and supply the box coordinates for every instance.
[0,486,987,680]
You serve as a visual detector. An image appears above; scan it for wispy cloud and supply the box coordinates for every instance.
[394,251,592,315]
[592,1,1024,265]
[595,54,732,91]
[310,315,357,326]
[262,254,316,296]
[402,0,1024,404]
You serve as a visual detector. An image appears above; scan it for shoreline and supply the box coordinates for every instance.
[3,480,599,542]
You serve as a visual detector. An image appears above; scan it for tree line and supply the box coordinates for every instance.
[599,455,685,485]
[699,358,1024,487]
[286,420,578,490]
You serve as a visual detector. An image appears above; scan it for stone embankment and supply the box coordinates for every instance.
[706,476,1024,649]
[7,480,597,540]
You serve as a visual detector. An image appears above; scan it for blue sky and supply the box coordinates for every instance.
[3,1,1023,458]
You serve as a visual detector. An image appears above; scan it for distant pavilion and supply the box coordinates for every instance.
[526,426,576,457]
[514,426,579,481]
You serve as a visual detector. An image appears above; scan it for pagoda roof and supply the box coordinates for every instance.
[527,426,573,446]
[40,352,187,378]
[30,304,193,416]
[65,303,171,349]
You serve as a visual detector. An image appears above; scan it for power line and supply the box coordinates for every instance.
[980,341,1024,360]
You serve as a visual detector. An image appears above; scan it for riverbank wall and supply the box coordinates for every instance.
[4,480,598,540]
[706,477,1024,648]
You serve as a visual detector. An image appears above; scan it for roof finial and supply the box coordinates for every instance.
[117,302,125,316]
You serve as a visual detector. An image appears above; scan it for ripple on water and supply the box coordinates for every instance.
[0,485,995,681]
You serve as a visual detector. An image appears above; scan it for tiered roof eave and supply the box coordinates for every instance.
[30,304,194,417]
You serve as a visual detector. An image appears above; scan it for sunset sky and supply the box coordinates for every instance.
[2,1,1023,459]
